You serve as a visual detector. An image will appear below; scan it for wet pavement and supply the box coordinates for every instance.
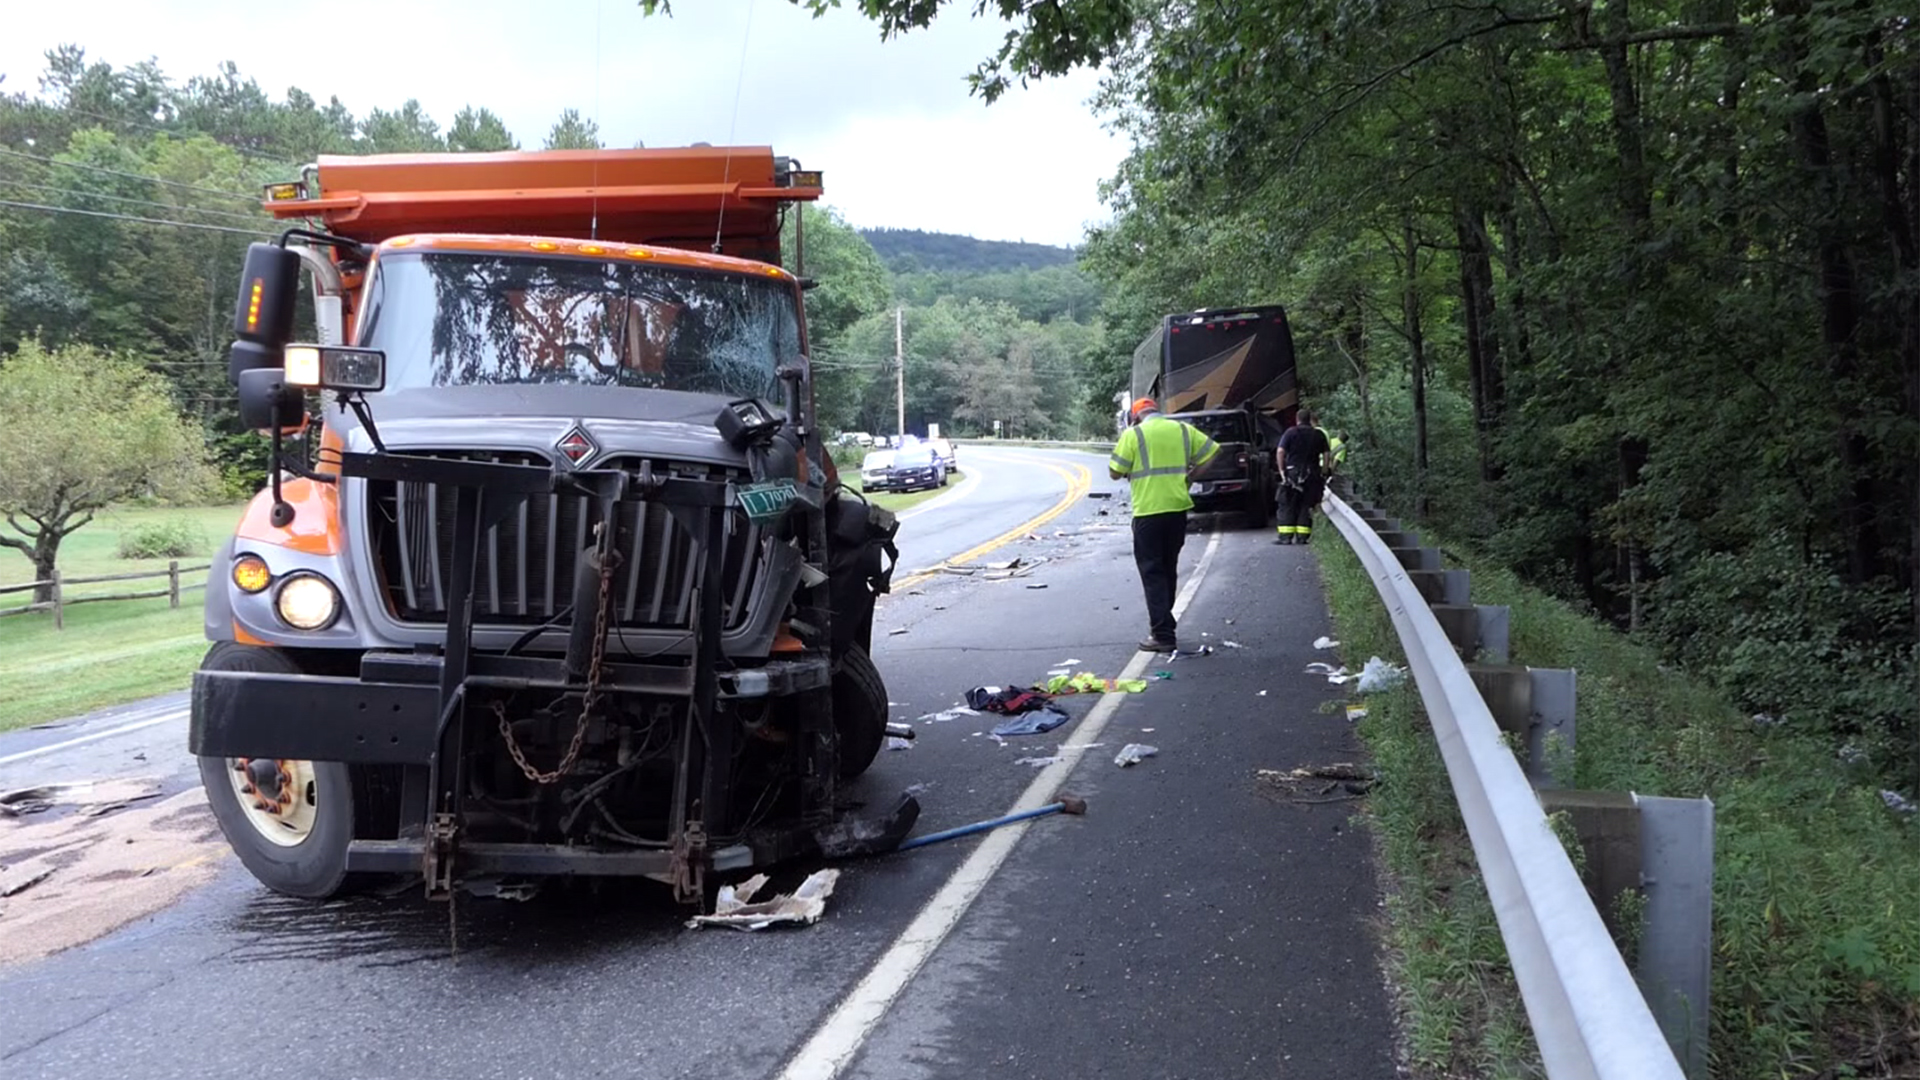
[0,447,1399,1080]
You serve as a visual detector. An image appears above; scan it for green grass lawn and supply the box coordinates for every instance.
[1,504,243,731]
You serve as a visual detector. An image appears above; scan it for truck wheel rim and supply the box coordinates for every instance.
[227,758,319,847]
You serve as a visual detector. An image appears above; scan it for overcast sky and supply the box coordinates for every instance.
[0,0,1128,247]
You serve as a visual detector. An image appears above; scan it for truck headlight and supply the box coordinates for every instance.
[275,574,341,630]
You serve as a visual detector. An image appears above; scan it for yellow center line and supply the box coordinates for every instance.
[890,456,1093,593]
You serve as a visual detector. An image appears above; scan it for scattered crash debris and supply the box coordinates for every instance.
[1025,583,1049,590]
[0,860,56,898]
[1256,763,1378,804]
[1356,657,1408,692]
[1014,755,1061,768]
[1313,636,1340,650]
[1087,491,1114,499]
[917,706,982,724]
[0,778,165,820]
[884,723,916,740]
[1346,705,1368,722]
[1168,645,1214,661]
[1114,743,1159,767]
[687,870,840,931]
[1221,640,1244,649]
[1047,668,1072,678]
[1304,661,1352,684]
[1152,671,1174,681]
[1055,658,1083,666]
[984,558,1023,571]
[1257,690,1269,696]
[886,737,914,751]
[888,627,911,636]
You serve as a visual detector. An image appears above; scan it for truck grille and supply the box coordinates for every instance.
[364,451,765,631]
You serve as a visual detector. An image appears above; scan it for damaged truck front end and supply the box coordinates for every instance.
[191,149,912,904]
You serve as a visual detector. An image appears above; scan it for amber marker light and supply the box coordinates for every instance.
[232,555,271,594]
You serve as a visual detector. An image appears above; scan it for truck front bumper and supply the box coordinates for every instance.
[1188,478,1252,510]
[189,650,832,764]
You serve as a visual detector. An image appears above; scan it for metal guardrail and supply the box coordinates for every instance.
[1324,489,1686,1080]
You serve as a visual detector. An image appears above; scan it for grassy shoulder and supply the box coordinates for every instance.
[1,504,242,732]
[1315,523,1920,1079]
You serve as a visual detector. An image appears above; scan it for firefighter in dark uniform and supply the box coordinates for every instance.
[1275,408,1331,544]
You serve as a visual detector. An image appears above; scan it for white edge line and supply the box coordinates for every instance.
[0,710,187,768]
[777,527,1225,1080]
[895,458,986,523]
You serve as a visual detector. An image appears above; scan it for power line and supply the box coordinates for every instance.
[60,106,303,167]
[0,177,272,226]
[0,198,274,237]
[0,146,259,201]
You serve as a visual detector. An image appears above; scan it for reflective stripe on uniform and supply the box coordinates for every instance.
[1127,416,1212,516]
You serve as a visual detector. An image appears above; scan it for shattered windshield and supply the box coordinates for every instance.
[359,251,801,397]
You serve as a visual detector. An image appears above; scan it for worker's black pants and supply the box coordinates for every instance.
[1278,477,1322,543]
[1132,511,1188,644]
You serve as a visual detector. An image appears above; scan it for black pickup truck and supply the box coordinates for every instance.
[1176,407,1279,528]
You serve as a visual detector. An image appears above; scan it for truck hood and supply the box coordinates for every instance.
[335,385,752,466]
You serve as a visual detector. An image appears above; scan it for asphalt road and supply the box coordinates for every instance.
[0,447,1398,1080]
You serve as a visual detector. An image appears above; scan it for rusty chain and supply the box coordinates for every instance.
[494,521,619,785]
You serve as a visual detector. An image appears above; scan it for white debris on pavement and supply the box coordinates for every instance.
[1221,640,1244,649]
[1114,744,1159,767]
[1013,755,1060,768]
[886,737,913,751]
[1313,636,1340,650]
[687,869,840,931]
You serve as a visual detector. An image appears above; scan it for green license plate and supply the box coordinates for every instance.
[737,480,798,523]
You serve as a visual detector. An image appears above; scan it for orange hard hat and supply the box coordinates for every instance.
[1130,397,1157,419]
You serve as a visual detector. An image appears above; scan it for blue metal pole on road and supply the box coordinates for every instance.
[894,796,1087,852]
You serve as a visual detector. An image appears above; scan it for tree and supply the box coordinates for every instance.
[0,340,213,601]
[448,106,518,152]
[542,108,602,150]
[360,99,444,153]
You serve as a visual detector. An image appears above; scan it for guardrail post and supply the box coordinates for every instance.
[1465,664,1575,785]
[1634,794,1715,1080]
[51,569,64,630]
[1430,603,1511,663]
[1530,667,1576,786]
[1475,604,1510,662]
[168,559,181,608]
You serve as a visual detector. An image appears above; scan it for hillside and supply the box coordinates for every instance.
[859,228,1077,274]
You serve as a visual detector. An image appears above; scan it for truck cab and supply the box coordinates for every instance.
[1131,305,1298,527]
[192,147,908,903]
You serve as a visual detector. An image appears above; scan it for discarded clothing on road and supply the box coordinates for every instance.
[1043,672,1149,695]
[990,706,1073,737]
[965,685,1053,715]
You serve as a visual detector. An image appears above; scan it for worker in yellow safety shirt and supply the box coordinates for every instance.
[1109,397,1220,652]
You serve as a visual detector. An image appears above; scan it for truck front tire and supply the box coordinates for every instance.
[196,642,357,899]
[832,645,889,779]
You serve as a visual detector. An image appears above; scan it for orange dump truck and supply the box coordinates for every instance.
[193,147,911,903]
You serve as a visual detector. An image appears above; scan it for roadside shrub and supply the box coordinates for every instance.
[117,518,205,559]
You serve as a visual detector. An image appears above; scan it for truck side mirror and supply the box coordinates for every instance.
[228,242,301,382]
[237,367,306,433]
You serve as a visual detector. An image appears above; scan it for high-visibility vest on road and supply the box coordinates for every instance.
[1110,415,1220,516]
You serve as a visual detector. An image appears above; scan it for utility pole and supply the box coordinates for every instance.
[895,306,906,439]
